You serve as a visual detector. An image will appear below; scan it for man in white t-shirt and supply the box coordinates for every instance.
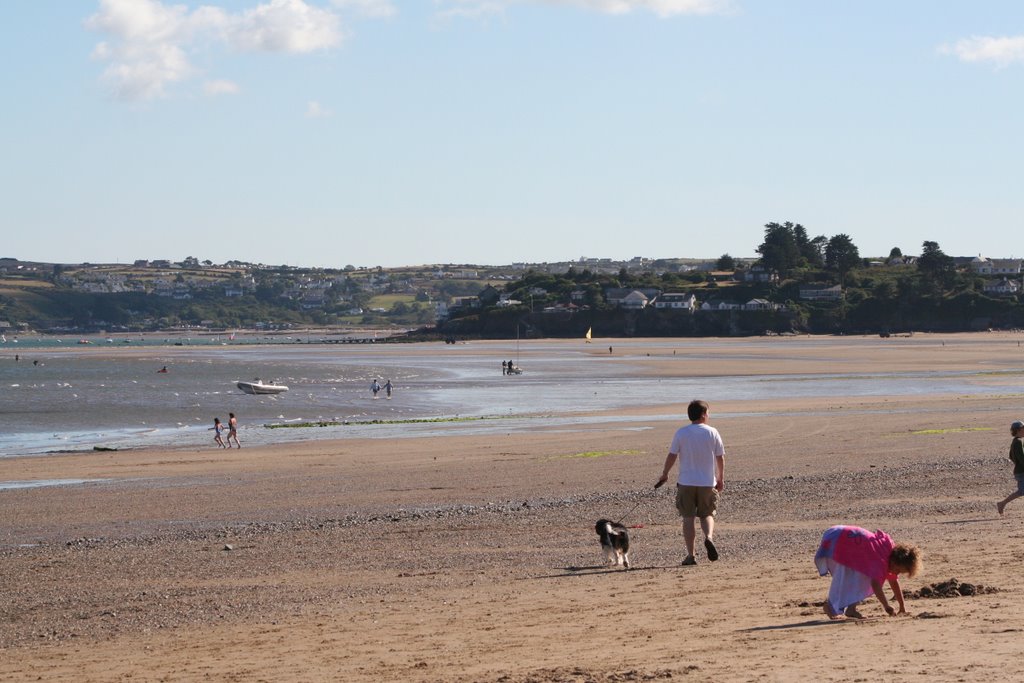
[655,399,725,565]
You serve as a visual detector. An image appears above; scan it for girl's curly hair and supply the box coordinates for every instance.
[890,544,922,578]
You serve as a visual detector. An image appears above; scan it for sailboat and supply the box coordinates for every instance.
[507,321,524,375]
[585,327,592,343]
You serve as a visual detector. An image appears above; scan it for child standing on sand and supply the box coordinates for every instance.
[997,420,1024,515]
[814,525,922,619]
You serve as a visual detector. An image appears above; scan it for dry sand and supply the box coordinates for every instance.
[4,333,1024,681]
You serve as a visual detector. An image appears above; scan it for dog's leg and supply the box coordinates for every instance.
[623,551,630,570]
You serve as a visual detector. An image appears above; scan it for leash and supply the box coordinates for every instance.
[614,498,645,526]
[610,481,667,528]
[615,484,663,526]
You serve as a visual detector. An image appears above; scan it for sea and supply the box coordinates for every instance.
[0,334,1018,458]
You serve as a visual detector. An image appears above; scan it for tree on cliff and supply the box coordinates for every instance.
[793,223,827,268]
[825,233,861,284]
[917,241,956,293]
[757,222,802,277]
[756,221,828,277]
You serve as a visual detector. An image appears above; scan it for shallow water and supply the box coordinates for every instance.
[0,478,112,491]
[0,337,1019,457]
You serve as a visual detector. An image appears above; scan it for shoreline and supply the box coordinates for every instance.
[5,330,1024,458]
[2,327,1023,348]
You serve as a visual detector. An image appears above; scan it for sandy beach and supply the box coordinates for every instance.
[4,333,1024,681]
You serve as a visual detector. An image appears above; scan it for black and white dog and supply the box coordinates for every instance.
[595,519,631,570]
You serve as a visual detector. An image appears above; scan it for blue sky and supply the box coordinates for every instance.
[2,1,1022,268]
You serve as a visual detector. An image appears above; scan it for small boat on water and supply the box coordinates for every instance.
[237,378,289,395]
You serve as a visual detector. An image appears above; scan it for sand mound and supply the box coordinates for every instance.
[910,578,999,599]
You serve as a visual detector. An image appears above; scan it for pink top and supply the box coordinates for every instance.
[818,526,896,582]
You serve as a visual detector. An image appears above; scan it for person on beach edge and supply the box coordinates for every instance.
[814,525,921,619]
[227,412,240,448]
[996,420,1024,515]
[212,417,226,449]
[655,399,725,565]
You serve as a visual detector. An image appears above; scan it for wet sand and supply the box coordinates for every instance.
[3,333,1024,681]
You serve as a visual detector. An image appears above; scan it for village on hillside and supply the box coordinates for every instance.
[1,244,1023,337]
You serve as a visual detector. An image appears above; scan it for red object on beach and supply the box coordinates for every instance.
[628,524,644,529]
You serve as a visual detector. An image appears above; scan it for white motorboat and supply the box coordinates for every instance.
[237,378,289,395]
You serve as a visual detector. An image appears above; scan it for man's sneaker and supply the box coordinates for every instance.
[704,538,719,562]
[681,556,697,566]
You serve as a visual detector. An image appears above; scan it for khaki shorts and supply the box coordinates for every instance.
[675,485,719,518]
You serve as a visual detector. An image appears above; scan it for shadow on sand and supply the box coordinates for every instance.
[740,618,859,632]
[531,564,691,579]
[928,517,998,525]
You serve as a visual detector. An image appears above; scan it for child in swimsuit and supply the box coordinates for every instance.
[213,418,226,448]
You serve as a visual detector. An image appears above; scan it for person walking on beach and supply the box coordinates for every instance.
[227,412,240,448]
[655,399,725,565]
[371,379,381,399]
[502,360,507,375]
[814,525,921,619]
[212,417,226,448]
[997,420,1024,514]
[384,379,393,399]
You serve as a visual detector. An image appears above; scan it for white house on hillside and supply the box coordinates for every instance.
[799,285,843,301]
[653,292,697,312]
[971,257,1022,276]
[700,300,741,311]
[743,299,782,311]
[984,279,1020,296]
[604,287,660,306]
[620,290,650,309]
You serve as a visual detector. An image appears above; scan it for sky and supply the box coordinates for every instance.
[1,1,1023,268]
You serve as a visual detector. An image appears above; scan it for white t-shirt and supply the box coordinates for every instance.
[669,422,725,487]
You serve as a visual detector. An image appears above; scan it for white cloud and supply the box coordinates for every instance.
[86,0,345,101]
[436,1,507,20]
[305,100,332,117]
[436,0,732,18]
[90,38,194,101]
[941,35,1024,68]
[560,0,731,16]
[204,79,241,95]
[225,0,344,53]
[331,0,397,18]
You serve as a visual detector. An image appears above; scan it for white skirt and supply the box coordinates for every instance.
[816,555,873,613]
